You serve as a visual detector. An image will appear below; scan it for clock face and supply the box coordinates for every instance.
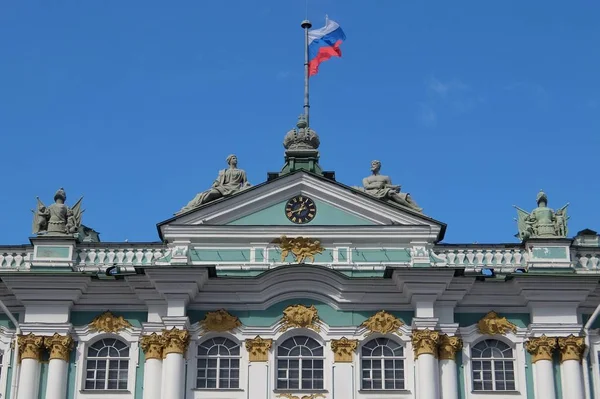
[285,195,317,224]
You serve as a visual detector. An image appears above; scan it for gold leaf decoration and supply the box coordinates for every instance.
[277,394,326,399]
[140,333,164,361]
[18,333,44,361]
[44,333,74,362]
[331,337,358,362]
[412,329,440,358]
[200,309,242,333]
[360,310,404,336]
[477,311,517,335]
[162,328,190,357]
[280,304,320,332]
[245,336,273,362]
[438,334,463,360]
[89,311,132,333]
[558,335,586,363]
[525,335,557,363]
[273,235,324,264]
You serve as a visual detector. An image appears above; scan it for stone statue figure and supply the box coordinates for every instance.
[514,190,569,240]
[178,154,251,214]
[356,160,423,213]
[32,188,84,236]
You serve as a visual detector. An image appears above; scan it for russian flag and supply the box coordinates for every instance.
[308,18,346,76]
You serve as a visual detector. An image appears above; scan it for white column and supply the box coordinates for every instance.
[413,330,440,399]
[558,335,585,399]
[160,328,189,399]
[438,335,461,399]
[331,338,359,398]
[525,335,557,399]
[245,336,273,398]
[140,333,164,399]
[44,334,74,399]
[17,334,44,399]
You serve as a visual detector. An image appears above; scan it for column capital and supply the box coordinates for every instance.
[558,335,586,363]
[140,332,164,361]
[161,327,190,357]
[245,336,273,362]
[331,337,358,363]
[44,333,74,362]
[438,334,463,360]
[18,333,44,361]
[412,329,440,358]
[525,335,557,363]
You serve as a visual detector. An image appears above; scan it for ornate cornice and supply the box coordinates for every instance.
[412,329,440,358]
[200,309,242,333]
[245,336,273,362]
[89,311,132,333]
[44,333,74,362]
[140,333,164,361]
[360,310,404,336]
[280,304,320,332]
[438,334,463,360]
[477,311,517,335]
[558,335,586,363]
[18,333,44,362]
[162,328,190,357]
[525,335,557,363]
[331,337,358,363]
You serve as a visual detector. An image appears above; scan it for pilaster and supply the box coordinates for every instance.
[438,334,462,399]
[558,335,586,399]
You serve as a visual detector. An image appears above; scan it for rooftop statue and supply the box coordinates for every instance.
[178,154,251,214]
[356,160,423,213]
[514,190,569,240]
[283,115,320,152]
[32,188,83,236]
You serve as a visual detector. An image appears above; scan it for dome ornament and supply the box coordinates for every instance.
[283,115,320,152]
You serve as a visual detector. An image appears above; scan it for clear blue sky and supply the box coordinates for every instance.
[1,1,598,245]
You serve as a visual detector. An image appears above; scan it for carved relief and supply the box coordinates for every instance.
[44,333,74,362]
[477,312,517,335]
[200,309,242,333]
[558,335,585,363]
[525,335,557,363]
[331,337,358,362]
[277,394,326,399]
[18,333,44,361]
[140,333,164,361]
[273,236,324,264]
[412,329,440,358]
[360,310,404,336]
[245,336,273,362]
[162,328,190,357]
[438,334,463,360]
[89,311,132,333]
[280,304,320,332]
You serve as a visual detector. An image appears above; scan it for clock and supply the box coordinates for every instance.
[285,195,317,224]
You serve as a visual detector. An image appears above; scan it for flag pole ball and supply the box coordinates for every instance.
[301,20,312,29]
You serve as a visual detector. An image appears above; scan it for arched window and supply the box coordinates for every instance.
[277,336,324,390]
[361,338,405,390]
[85,338,130,390]
[471,339,516,391]
[196,337,240,389]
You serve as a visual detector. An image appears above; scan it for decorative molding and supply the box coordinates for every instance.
[89,311,132,333]
[558,335,585,363]
[280,304,320,332]
[438,334,462,360]
[276,394,326,399]
[44,333,74,362]
[360,310,404,336]
[162,328,190,357]
[331,337,358,362]
[477,311,517,335]
[273,236,324,264]
[525,335,557,363]
[140,333,164,361]
[18,333,44,362]
[245,336,273,362]
[412,329,440,358]
[200,309,242,333]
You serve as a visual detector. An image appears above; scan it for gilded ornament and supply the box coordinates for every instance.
[18,333,44,361]
[477,312,517,335]
[277,394,326,399]
[273,235,324,264]
[558,335,585,363]
[200,309,242,333]
[89,311,132,333]
[360,310,404,336]
[44,333,74,362]
[525,335,557,363]
[280,304,320,332]
[331,337,358,362]
[162,328,190,357]
[140,333,164,361]
[245,336,273,362]
[438,334,463,360]
[412,329,440,358]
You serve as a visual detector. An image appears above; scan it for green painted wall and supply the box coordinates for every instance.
[70,311,147,327]
[455,312,530,328]
[37,355,49,399]
[0,313,18,329]
[66,348,77,399]
[5,347,13,399]
[553,352,563,399]
[525,351,534,399]
[227,199,375,226]
[135,349,145,399]
[457,351,466,399]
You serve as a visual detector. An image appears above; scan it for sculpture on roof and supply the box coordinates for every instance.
[283,115,320,152]
[178,154,251,214]
[32,188,84,236]
[356,160,423,213]
[514,190,569,240]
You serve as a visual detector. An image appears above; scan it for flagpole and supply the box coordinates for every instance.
[301,19,312,127]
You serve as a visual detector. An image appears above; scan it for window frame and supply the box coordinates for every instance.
[84,337,131,391]
[360,337,406,391]
[470,339,516,392]
[195,336,241,390]
[275,334,325,391]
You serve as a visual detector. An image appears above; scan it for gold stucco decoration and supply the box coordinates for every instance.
[558,335,586,363]
[200,309,242,333]
[360,310,404,336]
[412,329,440,358]
[438,334,463,360]
[477,311,517,335]
[277,394,326,399]
[18,333,44,362]
[44,333,74,362]
[245,336,273,362]
[89,311,132,333]
[280,304,320,332]
[273,235,324,264]
[525,335,557,363]
[162,328,190,357]
[140,333,164,361]
[331,337,358,362]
